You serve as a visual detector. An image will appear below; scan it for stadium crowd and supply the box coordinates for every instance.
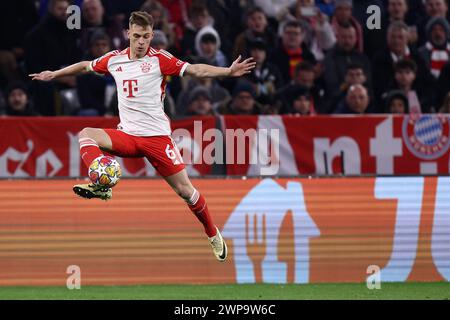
[1,0,450,117]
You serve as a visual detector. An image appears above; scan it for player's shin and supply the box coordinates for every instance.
[79,137,104,169]
[186,189,217,237]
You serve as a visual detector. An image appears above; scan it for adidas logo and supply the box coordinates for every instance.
[115,66,123,72]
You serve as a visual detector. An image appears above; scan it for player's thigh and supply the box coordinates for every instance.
[141,136,191,195]
[79,127,112,150]
[102,129,142,158]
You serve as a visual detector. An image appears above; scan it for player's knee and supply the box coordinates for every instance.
[173,183,193,200]
[78,127,96,140]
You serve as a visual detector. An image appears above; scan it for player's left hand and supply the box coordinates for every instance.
[229,55,256,77]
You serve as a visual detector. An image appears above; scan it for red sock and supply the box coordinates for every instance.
[79,138,104,168]
[187,189,217,238]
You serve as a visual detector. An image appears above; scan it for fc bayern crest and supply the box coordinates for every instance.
[140,62,152,73]
[402,114,450,160]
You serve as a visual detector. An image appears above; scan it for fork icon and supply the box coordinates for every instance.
[245,213,267,283]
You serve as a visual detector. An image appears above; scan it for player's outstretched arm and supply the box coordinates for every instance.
[29,61,92,81]
[185,55,256,78]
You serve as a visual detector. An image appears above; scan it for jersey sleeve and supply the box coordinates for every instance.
[158,50,189,77]
[88,50,118,75]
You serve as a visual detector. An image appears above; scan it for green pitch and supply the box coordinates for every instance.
[0,283,449,300]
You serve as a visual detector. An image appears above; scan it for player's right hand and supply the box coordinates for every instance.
[29,71,56,81]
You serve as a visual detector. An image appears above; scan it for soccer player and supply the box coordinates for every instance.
[29,11,256,262]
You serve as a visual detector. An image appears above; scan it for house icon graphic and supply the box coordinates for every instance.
[223,179,320,284]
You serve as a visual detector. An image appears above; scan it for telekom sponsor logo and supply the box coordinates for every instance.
[123,79,138,98]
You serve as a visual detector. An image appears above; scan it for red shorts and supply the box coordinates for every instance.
[104,129,185,177]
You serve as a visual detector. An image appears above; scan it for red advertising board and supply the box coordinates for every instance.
[0,177,448,285]
[1,114,450,177]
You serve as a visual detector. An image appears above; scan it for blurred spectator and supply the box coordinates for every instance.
[323,22,371,98]
[283,1,336,61]
[334,84,372,114]
[158,0,192,38]
[383,59,432,113]
[233,7,278,60]
[384,90,410,114]
[80,0,128,53]
[316,0,336,18]
[253,0,297,21]
[141,0,178,51]
[176,57,229,115]
[283,85,314,116]
[388,0,409,22]
[185,86,215,116]
[24,0,82,116]
[438,92,450,113]
[201,0,239,58]
[194,26,228,67]
[436,62,450,108]
[244,38,284,105]
[385,0,419,47]
[180,3,213,57]
[216,81,262,115]
[4,82,37,116]
[418,17,450,79]
[76,30,114,116]
[418,0,449,46]
[0,1,38,87]
[269,20,316,84]
[331,0,364,53]
[151,30,169,50]
[372,21,434,110]
[276,61,325,114]
[100,0,146,18]
[326,63,371,113]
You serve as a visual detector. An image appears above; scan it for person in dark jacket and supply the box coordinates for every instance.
[24,0,82,115]
[276,61,326,114]
[232,6,278,61]
[216,81,262,115]
[334,84,374,114]
[384,90,410,114]
[418,17,450,79]
[76,30,114,116]
[268,20,316,84]
[372,21,435,111]
[243,37,284,105]
[4,82,38,116]
[323,22,371,98]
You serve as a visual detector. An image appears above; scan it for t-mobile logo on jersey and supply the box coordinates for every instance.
[123,79,138,98]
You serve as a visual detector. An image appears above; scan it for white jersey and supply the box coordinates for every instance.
[89,47,189,136]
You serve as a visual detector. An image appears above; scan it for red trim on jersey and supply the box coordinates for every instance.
[160,75,167,101]
[91,50,119,75]
[152,48,187,76]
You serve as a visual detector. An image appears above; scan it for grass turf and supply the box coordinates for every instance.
[0,283,449,300]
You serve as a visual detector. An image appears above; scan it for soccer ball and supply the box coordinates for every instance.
[88,156,121,188]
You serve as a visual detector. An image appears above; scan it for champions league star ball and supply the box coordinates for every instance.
[88,156,122,188]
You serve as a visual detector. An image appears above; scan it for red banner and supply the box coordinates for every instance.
[0,116,215,177]
[223,114,450,176]
[1,115,450,177]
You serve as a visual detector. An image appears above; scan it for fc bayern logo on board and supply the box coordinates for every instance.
[402,114,450,160]
[140,62,152,73]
